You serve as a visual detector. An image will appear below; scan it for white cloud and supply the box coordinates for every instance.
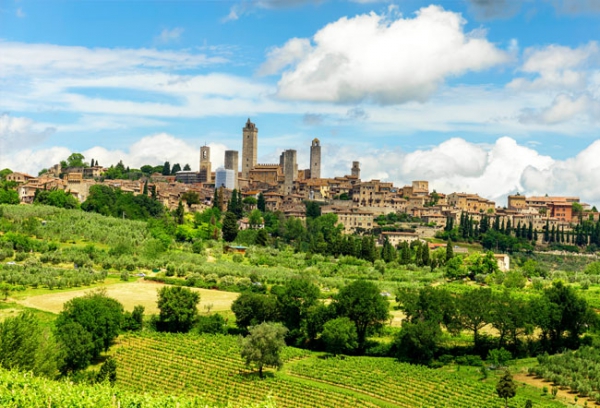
[520,93,600,124]
[0,114,55,154]
[258,38,312,76]
[266,6,509,104]
[16,7,25,18]
[155,27,184,44]
[509,42,599,91]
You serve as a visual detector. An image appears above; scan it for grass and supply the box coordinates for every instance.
[15,279,239,314]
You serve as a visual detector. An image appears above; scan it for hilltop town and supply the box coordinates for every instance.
[4,118,598,250]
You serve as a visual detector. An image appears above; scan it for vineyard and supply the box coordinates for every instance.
[532,346,600,401]
[114,332,566,408]
[0,367,275,408]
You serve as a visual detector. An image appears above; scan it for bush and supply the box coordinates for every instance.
[195,313,226,334]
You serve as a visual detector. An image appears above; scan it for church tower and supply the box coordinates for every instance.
[310,138,321,179]
[242,118,258,179]
[199,145,211,183]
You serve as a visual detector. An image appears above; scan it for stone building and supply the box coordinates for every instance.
[280,149,297,196]
[310,138,321,179]
[351,161,360,179]
[242,118,258,179]
[199,145,212,183]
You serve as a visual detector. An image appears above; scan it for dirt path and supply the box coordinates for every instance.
[514,373,591,406]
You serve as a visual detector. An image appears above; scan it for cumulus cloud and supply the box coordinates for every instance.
[1,132,229,176]
[266,6,509,104]
[258,38,312,76]
[519,93,600,124]
[509,42,598,92]
[0,114,55,154]
[155,27,184,44]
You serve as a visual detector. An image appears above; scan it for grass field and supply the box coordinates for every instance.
[15,279,239,314]
[112,332,568,408]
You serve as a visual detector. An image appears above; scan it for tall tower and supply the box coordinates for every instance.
[199,145,211,183]
[351,161,360,179]
[224,150,239,190]
[310,138,321,179]
[281,149,297,196]
[242,118,258,179]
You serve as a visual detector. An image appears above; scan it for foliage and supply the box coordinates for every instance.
[122,305,145,332]
[231,292,278,331]
[222,211,239,242]
[240,322,288,378]
[55,290,124,369]
[156,286,200,333]
[333,280,389,350]
[196,313,227,334]
[0,312,61,378]
[82,184,164,220]
[321,317,358,356]
[496,370,517,408]
[34,189,80,209]
[275,278,320,340]
[393,320,441,365]
[96,357,117,386]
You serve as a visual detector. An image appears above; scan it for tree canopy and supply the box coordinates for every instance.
[156,286,200,333]
[240,322,287,378]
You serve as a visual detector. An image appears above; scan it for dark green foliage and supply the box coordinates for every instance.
[275,278,320,340]
[34,190,79,209]
[321,317,358,356]
[162,161,170,176]
[458,287,492,349]
[496,370,517,408]
[55,291,124,369]
[240,322,287,378]
[228,190,243,219]
[255,228,269,246]
[333,280,389,350]
[82,185,164,220]
[170,163,181,175]
[195,313,226,334]
[257,193,266,212]
[305,201,321,219]
[0,187,18,205]
[122,305,144,332]
[222,211,238,242]
[156,286,200,333]
[393,320,441,365]
[0,312,61,378]
[96,357,117,386]
[231,292,278,330]
[55,321,94,373]
[183,163,191,171]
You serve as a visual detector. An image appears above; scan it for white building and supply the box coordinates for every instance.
[214,167,235,190]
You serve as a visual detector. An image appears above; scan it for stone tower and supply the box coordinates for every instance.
[351,161,360,179]
[310,138,321,179]
[199,145,211,183]
[242,118,258,179]
[281,149,297,196]
[224,150,239,191]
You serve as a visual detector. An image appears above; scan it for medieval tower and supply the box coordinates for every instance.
[242,118,258,179]
[310,138,321,179]
[224,150,239,191]
[199,145,211,183]
[351,161,360,179]
[281,149,297,196]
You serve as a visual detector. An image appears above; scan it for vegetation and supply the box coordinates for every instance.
[155,286,200,333]
[240,322,288,378]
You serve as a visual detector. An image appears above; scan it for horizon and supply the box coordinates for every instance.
[1,0,600,206]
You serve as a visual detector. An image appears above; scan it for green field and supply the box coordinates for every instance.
[112,332,567,408]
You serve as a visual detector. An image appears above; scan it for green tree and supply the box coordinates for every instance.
[55,320,94,374]
[334,280,389,351]
[445,239,454,261]
[66,153,86,168]
[496,370,517,408]
[240,322,287,378]
[222,211,239,242]
[0,188,19,204]
[96,357,117,386]
[321,317,358,356]
[458,287,492,349]
[305,201,321,218]
[55,290,124,362]
[275,278,320,340]
[171,163,182,175]
[0,312,61,378]
[393,320,441,365]
[248,209,264,229]
[255,228,269,246]
[156,286,200,333]
[257,193,266,212]
[162,161,171,176]
[183,163,191,171]
[231,292,278,331]
[122,305,145,331]
[175,200,185,225]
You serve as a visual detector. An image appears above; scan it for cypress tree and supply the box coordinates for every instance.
[445,239,454,262]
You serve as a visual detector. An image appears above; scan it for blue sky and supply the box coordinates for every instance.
[2,0,600,205]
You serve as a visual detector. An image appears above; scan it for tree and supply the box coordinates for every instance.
[0,312,61,378]
[96,357,117,386]
[458,287,492,349]
[0,188,19,204]
[445,239,454,261]
[55,320,93,374]
[321,317,358,356]
[393,320,441,365]
[305,201,321,218]
[231,293,278,330]
[240,322,287,378]
[334,280,389,351]
[66,153,86,168]
[183,163,191,171]
[156,286,200,333]
[122,305,145,331]
[171,163,182,175]
[256,228,269,246]
[248,209,264,229]
[55,290,124,363]
[496,370,517,408]
[175,200,185,225]
[275,278,320,340]
[222,211,239,242]
[257,193,266,212]
[181,191,200,206]
[162,161,171,176]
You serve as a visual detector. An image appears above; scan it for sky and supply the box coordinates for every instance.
[1,0,600,206]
